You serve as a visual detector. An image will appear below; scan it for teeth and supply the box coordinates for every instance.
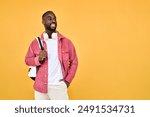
[51,23,55,28]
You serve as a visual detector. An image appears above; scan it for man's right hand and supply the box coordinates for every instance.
[38,50,47,63]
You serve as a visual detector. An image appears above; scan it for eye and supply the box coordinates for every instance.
[47,16,56,21]
[47,17,51,20]
[53,17,56,20]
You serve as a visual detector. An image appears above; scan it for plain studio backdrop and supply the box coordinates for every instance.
[0,0,150,99]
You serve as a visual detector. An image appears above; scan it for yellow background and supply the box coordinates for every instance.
[0,0,150,99]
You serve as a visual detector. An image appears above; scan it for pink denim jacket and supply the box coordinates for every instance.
[25,32,78,93]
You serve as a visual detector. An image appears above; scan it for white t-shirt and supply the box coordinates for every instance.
[44,33,63,85]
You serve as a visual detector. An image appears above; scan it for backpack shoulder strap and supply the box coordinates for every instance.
[36,37,44,50]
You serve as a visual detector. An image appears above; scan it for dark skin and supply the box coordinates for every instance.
[39,12,70,87]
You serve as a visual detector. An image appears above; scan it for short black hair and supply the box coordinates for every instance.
[42,11,55,20]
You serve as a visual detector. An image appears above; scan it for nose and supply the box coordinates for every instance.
[51,19,56,23]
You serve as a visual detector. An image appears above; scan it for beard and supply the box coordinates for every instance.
[49,28,56,32]
[46,23,57,32]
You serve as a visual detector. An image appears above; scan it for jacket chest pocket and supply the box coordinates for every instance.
[62,50,69,61]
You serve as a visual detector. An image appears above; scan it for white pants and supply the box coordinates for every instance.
[34,81,69,100]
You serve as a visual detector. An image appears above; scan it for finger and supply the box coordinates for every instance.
[41,57,46,61]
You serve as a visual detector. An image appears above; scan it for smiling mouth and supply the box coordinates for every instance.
[50,23,56,29]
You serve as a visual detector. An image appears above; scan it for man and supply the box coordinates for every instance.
[25,11,78,100]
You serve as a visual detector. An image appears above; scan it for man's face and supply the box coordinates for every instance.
[42,13,57,32]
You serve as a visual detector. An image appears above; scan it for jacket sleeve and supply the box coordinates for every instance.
[25,40,41,66]
[65,40,78,83]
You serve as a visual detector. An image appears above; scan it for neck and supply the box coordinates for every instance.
[45,29,55,38]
